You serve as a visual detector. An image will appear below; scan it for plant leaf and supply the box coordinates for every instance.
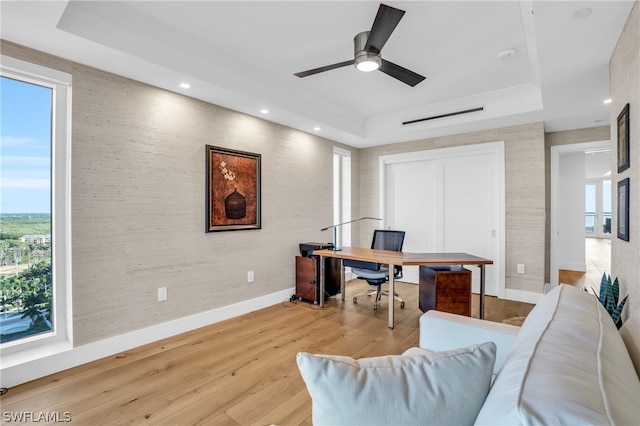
[599,273,609,304]
[612,277,620,305]
[611,295,628,329]
[604,281,616,314]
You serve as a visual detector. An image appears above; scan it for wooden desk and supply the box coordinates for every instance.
[314,247,493,328]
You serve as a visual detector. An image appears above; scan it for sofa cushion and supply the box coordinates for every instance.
[297,342,496,426]
[619,312,640,378]
[475,284,640,425]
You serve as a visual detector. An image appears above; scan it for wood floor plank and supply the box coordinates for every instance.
[250,388,312,426]
[1,280,534,425]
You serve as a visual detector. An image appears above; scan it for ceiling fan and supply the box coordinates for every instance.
[294,3,426,87]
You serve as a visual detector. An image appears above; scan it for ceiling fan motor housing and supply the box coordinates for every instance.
[354,31,381,72]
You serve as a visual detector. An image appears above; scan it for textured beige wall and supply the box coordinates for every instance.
[610,1,639,321]
[358,123,546,293]
[543,126,611,283]
[545,126,611,148]
[2,41,352,345]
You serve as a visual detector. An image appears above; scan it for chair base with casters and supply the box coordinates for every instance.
[350,266,405,310]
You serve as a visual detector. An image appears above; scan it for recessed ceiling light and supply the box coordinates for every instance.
[603,98,612,104]
[260,109,269,114]
[313,126,321,132]
[497,48,518,60]
[179,82,191,89]
[571,8,592,19]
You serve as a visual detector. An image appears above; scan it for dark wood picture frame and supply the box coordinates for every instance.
[617,178,629,241]
[206,145,261,232]
[617,103,630,173]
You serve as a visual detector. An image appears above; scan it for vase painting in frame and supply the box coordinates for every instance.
[206,145,261,232]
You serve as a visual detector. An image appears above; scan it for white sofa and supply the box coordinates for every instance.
[298,284,640,425]
[420,284,640,425]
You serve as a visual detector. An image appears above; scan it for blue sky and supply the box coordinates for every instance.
[1,76,52,214]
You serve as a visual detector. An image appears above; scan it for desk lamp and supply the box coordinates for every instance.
[320,217,381,251]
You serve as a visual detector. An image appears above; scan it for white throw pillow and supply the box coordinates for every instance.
[296,342,496,426]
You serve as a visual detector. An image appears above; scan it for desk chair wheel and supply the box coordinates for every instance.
[353,292,404,309]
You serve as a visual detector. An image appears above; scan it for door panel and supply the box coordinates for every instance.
[385,148,501,296]
[387,162,431,283]
[440,155,498,294]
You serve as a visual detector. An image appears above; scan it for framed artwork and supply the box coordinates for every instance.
[206,145,261,232]
[617,103,630,173]
[617,178,629,241]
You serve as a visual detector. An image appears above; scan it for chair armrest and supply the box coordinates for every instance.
[419,310,520,374]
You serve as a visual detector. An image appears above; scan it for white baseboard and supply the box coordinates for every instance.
[1,288,294,388]
[503,288,545,304]
[558,262,587,272]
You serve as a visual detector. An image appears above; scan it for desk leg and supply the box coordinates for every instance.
[479,264,485,320]
[388,263,395,329]
[340,259,345,301]
[319,255,325,308]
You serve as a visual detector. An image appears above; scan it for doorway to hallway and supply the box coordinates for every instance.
[550,140,611,289]
[559,237,611,294]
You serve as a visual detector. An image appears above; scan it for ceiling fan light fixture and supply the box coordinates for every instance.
[355,53,382,72]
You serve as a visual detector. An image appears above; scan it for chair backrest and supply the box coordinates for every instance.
[371,229,405,252]
[343,229,406,275]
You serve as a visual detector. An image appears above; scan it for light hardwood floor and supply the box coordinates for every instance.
[0,280,533,426]
[559,237,611,294]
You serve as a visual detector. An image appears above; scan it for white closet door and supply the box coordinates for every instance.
[438,154,499,295]
[386,161,434,284]
[384,147,501,296]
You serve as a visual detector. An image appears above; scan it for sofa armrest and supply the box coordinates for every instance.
[419,311,520,374]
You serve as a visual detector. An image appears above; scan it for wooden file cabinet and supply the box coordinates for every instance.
[419,266,472,316]
[295,256,341,304]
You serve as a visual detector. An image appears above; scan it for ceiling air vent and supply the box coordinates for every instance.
[402,106,484,125]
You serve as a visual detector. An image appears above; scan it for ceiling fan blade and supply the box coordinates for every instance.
[379,60,426,87]
[364,4,405,54]
[294,60,354,78]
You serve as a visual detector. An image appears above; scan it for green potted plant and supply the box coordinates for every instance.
[592,273,628,329]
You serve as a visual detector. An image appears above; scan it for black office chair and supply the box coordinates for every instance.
[344,230,406,310]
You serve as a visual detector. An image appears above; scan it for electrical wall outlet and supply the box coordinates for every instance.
[517,264,525,274]
[247,271,254,283]
[157,287,168,302]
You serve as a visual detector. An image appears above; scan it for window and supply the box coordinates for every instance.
[0,56,72,360]
[333,147,351,248]
[585,179,611,237]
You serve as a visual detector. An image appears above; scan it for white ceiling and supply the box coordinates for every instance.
[0,1,634,148]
